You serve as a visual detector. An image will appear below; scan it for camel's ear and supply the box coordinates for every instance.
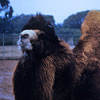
[81,21,89,35]
[38,31,50,44]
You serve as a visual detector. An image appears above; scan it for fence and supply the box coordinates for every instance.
[0,34,80,60]
[0,34,22,59]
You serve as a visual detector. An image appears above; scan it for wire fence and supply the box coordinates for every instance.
[0,34,80,60]
[0,34,22,60]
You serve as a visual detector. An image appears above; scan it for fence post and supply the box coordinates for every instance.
[3,33,4,59]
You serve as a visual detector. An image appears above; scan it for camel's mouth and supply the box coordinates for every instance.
[17,36,33,51]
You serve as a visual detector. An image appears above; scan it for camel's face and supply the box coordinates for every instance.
[18,30,40,51]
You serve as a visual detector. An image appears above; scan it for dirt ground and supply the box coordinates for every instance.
[0,60,18,100]
[0,46,22,59]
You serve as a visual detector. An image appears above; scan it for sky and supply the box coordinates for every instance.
[9,0,100,23]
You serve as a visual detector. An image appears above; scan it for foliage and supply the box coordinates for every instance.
[0,0,14,18]
[55,11,90,45]
[0,18,13,33]
[10,14,32,33]
[63,10,89,29]
[0,14,55,34]
[5,6,13,18]
[0,0,9,12]
[44,15,55,25]
[55,26,81,45]
[0,10,94,45]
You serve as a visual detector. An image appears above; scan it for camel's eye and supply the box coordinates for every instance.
[21,34,29,39]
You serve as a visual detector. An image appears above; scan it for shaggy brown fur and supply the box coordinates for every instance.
[73,11,100,100]
[13,14,75,100]
[81,10,100,35]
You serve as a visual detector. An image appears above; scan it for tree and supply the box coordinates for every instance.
[0,0,14,18]
[0,0,14,34]
[5,6,14,18]
[63,11,89,29]
[10,14,32,33]
[0,0,9,12]
[44,15,55,25]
